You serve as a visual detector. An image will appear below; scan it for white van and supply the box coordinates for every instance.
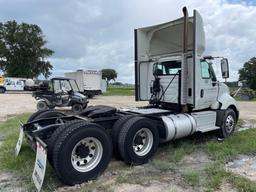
[3,78,25,91]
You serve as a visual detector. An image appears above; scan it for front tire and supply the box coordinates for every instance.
[52,122,112,185]
[118,117,159,165]
[219,108,237,138]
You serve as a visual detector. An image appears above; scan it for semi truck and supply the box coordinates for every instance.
[15,7,238,191]
[65,70,106,97]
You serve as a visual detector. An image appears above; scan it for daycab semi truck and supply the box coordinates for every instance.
[15,7,238,191]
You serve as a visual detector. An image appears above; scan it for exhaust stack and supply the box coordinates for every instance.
[183,7,188,53]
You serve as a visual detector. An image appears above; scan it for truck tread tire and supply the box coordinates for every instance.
[111,115,135,159]
[219,108,237,138]
[118,117,159,165]
[52,122,112,185]
[33,110,66,121]
[47,120,83,167]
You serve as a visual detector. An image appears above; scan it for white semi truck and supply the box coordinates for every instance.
[65,70,106,97]
[16,7,238,191]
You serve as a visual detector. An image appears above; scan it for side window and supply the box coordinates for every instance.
[16,81,22,85]
[201,61,210,79]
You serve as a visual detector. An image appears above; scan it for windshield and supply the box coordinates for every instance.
[153,60,181,76]
[69,80,80,92]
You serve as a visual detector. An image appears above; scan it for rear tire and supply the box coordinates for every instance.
[72,103,83,114]
[52,122,112,185]
[118,117,159,165]
[37,100,49,111]
[47,120,83,167]
[111,115,134,159]
[0,87,5,93]
[219,108,237,138]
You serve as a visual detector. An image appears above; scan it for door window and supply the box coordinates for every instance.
[153,61,181,76]
[16,81,22,85]
[200,61,210,79]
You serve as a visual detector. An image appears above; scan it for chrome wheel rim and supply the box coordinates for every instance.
[71,137,103,172]
[226,115,235,133]
[132,128,153,156]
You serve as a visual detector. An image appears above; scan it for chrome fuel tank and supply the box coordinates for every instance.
[161,113,196,142]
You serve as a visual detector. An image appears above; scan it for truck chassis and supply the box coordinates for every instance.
[16,104,238,191]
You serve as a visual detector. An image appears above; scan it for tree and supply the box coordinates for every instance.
[0,20,54,78]
[101,69,117,85]
[239,57,256,90]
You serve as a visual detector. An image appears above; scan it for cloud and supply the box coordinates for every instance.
[0,0,255,83]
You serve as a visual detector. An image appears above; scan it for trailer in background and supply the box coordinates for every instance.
[65,70,106,97]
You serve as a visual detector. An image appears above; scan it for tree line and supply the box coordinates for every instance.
[0,20,255,90]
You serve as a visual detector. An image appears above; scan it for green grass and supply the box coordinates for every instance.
[207,129,256,162]
[183,170,200,186]
[0,113,62,192]
[103,86,135,96]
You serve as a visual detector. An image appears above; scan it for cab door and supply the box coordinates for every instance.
[196,60,218,109]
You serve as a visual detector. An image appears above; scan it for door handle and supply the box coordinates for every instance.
[200,89,204,98]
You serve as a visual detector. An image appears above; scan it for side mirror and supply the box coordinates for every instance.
[221,58,229,79]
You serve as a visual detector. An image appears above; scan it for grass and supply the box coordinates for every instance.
[103,85,134,96]
[207,129,256,162]
[0,113,62,192]
[183,170,200,186]
[1,114,256,191]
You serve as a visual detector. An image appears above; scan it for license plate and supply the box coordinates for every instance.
[15,126,24,156]
[32,141,47,192]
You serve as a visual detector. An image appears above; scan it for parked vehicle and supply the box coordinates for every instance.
[16,7,239,191]
[0,77,39,93]
[33,77,88,113]
[0,76,4,85]
[65,70,106,97]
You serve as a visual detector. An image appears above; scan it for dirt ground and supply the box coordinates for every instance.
[0,93,255,121]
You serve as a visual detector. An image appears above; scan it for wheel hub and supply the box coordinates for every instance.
[75,145,90,158]
[132,128,153,156]
[71,137,103,172]
[226,115,235,133]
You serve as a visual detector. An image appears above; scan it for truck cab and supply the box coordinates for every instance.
[134,8,238,115]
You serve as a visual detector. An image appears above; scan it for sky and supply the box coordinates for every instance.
[0,0,256,83]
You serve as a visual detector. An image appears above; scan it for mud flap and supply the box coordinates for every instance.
[32,137,47,192]
[15,122,24,156]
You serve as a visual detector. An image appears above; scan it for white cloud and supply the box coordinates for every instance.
[0,0,255,83]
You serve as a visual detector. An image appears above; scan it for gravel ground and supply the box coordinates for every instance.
[0,93,255,121]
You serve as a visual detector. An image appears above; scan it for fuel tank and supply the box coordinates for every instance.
[161,113,196,142]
